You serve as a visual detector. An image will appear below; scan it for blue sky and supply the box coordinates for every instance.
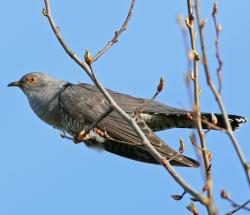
[1,1,250,214]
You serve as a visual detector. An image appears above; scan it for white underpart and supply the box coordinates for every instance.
[141,113,154,121]
[89,130,106,143]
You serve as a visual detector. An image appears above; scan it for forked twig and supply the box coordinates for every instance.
[221,190,250,213]
[226,199,250,215]
[91,0,135,63]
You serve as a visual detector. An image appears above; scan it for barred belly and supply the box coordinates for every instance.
[61,110,85,136]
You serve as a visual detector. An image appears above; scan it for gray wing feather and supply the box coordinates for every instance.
[59,83,200,167]
[59,84,163,147]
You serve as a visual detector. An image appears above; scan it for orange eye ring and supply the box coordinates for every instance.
[26,76,37,84]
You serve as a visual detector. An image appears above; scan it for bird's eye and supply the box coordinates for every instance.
[26,76,37,84]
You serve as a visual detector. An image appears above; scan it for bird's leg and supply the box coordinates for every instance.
[74,107,113,144]
[74,130,91,144]
[93,128,108,138]
[60,131,74,141]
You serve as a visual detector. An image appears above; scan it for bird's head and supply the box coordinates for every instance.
[8,72,61,97]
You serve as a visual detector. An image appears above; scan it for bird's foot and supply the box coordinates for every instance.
[73,130,91,144]
[93,128,109,138]
[60,131,74,141]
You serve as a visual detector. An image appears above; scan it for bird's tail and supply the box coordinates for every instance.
[199,113,247,131]
[148,112,247,131]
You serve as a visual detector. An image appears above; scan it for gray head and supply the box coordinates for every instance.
[7,72,62,97]
[8,72,67,128]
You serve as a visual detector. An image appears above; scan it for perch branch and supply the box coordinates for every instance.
[85,107,113,134]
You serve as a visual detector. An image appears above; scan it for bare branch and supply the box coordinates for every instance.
[186,1,216,214]
[221,190,250,212]
[194,0,250,187]
[91,0,135,63]
[212,2,223,93]
[133,76,165,118]
[226,199,250,215]
[43,0,208,206]
[85,107,113,134]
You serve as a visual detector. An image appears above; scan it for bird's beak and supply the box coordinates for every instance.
[7,81,22,87]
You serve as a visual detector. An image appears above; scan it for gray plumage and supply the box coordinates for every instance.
[8,72,247,167]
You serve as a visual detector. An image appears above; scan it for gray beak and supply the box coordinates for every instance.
[7,81,22,87]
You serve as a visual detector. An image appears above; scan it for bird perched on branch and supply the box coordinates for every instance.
[8,72,247,167]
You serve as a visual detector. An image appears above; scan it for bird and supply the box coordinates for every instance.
[8,72,247,167]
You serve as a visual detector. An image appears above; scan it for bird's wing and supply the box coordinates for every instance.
[77,83,188,114]
[59,84,163,147]
[59,83,200,167]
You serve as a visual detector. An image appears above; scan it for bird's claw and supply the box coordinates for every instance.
[73,130,90,144]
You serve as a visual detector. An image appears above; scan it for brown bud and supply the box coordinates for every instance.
[207,151,212,161]
[200,18,208,29]
[187,202,199,215]
[84,49,92,66]
[42,8,48,16]
[171,194,183,201]
[157,77,165,93]
[211,113,218,125]
[221,189,230,199]
[217,24,222,32]
[212,2,219,17]
[185,16,194,29]
[202,184,208,193]
[189,70,195,81]
[194,51,200,61]
[179,138,185,153]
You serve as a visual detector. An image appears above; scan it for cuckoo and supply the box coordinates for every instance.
[8,72,247,167]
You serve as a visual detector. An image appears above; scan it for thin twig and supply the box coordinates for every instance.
[226,199,250,215]
[177,14,192,71]
[177,14,193,107]
[85,107,113,134]
[221,190,250,212]
[91,0,135,63]
[212,2,223,93]
[194,0,250,187]
[132,77,165,118]
[187,1,216,214]
[43,0,208,206]
[228,199,250,212]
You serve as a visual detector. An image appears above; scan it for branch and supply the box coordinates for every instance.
[221,189,250,212]
[186,1,216,214]
[91,0,135,63]
[194,0,250,188]
[226,199,250,215]
[85,107,113,134]
[43,0,208,206]
[212,2,223,93]
[132,76,165,118]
